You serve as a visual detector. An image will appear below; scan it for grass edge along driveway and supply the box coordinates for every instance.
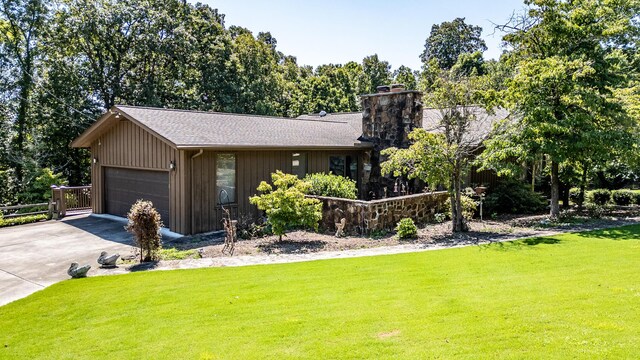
[1,225,639,359]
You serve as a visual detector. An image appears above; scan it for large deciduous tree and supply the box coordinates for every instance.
[0,0,47,185]
[480,0,640,219]
[420,17,487,70]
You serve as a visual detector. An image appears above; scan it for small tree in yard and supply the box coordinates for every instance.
[382,60,495,232]
[249,171,322,242]
[126,200,163,262]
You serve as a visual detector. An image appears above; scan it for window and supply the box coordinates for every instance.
[216,154,236,204]
[292,153,307,179]
[329,155,358,181]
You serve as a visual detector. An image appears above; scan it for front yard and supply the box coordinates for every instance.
[1,225,639,359]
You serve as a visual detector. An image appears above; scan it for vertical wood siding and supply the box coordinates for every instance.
[89,119,189,233]
[190,150,361,234]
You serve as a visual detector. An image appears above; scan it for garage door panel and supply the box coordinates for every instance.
[104,167,170,225]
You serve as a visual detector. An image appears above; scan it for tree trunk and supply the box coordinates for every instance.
[577,165,588,213]
[14,59,33,185]
[550,160,560,219]
[450,163,468,233]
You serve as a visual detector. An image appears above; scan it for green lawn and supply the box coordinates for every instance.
[1,226,639,359]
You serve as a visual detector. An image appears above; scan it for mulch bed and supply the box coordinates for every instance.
[167,208,640,258]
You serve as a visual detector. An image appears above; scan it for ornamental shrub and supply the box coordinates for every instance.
[396,218,418,239]
[250,171,322,241]
[612,189,634,206]
[633,191,640,205]
[304,172,357,199]
[483,178,547,215]
[126,200,163,262]
[444,194,477,221]
[588,189,611,205]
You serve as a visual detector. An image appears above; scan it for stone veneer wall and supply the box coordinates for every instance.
[310,191,449,234]
[360,90,423,200]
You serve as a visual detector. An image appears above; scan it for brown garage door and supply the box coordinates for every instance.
[104,167,170,224]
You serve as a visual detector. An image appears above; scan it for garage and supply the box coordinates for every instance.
[104,167,170,224]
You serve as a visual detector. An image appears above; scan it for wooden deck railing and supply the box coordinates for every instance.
[51,185,91,218]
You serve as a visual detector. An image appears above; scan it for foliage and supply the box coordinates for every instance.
[393,65,418,90]
[19,167,67,204]
[304,172,357,200]
[483,178,548,215]
[585,203,607,219]
[633,191,640,205]
[249,171,322,241]
[444,194,477,221]
[434,213,447,223]
[569,187,581,205]
[395,218,418,239]
[612,189,634,206]
[383,58,494,232]
[420,17,487,70]
[157,248,201,260]
[125,200,163,262]
[0,213,47,227]
[589,189,612,206]
[480,0,640,219]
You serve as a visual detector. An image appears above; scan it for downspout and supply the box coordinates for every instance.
[190,149,204,234]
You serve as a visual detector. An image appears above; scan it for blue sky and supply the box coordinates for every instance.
[201,0,527,71]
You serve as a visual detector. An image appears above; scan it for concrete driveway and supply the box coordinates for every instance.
[0,214,137,306]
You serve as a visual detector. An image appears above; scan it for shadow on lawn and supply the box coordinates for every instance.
[127,261,159,272]
[257,239,327,254]
[479,236,562,252]
[575,225,640,241]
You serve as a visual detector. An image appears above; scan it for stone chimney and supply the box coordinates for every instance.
[359,84,423,200]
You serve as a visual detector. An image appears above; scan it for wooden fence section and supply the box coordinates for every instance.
[0,202,50,218]
[51,185,92,218]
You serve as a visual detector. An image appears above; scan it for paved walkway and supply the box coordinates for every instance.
[0,215,137,306]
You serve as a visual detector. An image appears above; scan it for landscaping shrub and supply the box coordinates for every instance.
[126,200,163,262]
[0,213,48,227]
[304,172,357,199]
[250,171,322,241]
[569,187,581,204]
[483,178,547,215]
[585,203,606,219]
[612,189,634,206]
[633,191,640,205]
[444,194,477,221]
[588,189,611,205]
[433,213,447,223]
[395,218,418,239]
[157,248,201,260]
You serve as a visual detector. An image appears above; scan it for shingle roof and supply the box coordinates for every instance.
[297,106,510,147]
[114,106,370,149]
[72,105,509,149]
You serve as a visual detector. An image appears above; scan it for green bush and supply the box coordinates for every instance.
[250,171,322,241]
[612,189,634,206]
[0,214,48,227]
[569,187,581,204]
[126,200,163,262]
[585,203,606,219]
[304,173,357,199]
[445,194,477,221]
[395,218,418,239]
[633,191,640,205]
[483,178,547,215]
[588,189,611,205]
[20,168,68,204]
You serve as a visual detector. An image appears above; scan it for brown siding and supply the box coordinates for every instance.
[89,119,189,233]
[190,150,361,234]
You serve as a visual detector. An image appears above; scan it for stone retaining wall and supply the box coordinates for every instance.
[309,191,449,234]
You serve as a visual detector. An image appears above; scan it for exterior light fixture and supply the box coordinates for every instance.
[169,161,176,171]
[93,157,98,164]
